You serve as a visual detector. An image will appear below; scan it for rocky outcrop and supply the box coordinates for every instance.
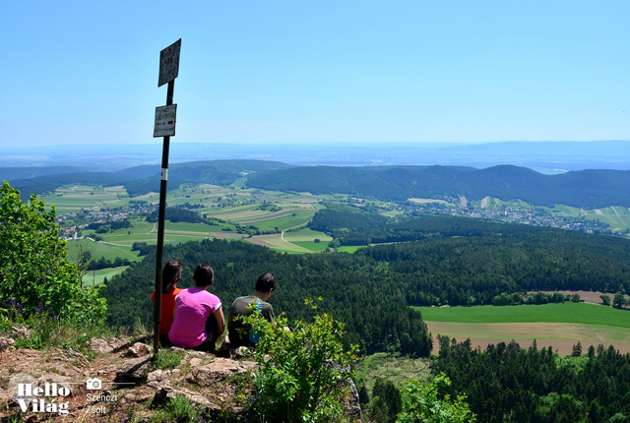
[0,337,364,422]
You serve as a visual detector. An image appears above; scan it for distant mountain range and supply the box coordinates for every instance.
[4,160,290,199]
[4,160,630,208]
[247,164,630,208]
[4,141,630,172]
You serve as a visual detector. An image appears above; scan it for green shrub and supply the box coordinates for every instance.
[0,182,106,323]
[396,374,476,423]
[246,300,358,422]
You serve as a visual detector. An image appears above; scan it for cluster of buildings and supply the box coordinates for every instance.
[56,202,155,240]
[407,197,616,236]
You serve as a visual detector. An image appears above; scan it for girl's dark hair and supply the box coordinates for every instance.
[255,272,277,293]
[193,264,215,287]
[162,259,183,294]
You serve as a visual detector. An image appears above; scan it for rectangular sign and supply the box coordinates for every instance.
[158,39,181,87]
[153,104,177,137]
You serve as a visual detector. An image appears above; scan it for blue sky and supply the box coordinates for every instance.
[1,0,629,145]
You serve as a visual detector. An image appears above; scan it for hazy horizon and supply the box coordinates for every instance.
[4,140,630,174]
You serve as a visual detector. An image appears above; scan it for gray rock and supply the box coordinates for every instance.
[153,386,220,411]
[114,356,153,385]
[187,358,255,387]
[127,342,151,357]
[0,337,15,351]
[90,337,113,354]
[147,369,164,383]
[10,324,32,339]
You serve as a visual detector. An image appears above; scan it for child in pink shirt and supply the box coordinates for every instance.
[169,264,225,350]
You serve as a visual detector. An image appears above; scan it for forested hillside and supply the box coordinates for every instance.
[247,164,630,208]
[9,160,291,199]
[434,338,630,422]
[361,230,630,305]
[310,205,534,245]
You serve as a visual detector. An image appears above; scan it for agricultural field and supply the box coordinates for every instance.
[67,238,141,262]
[474,196,534,210]
[247,227,332,254]
[282,228,331,251]
[82,266,128,287]
[247,233,313,254]
[43,185,129,213]
[336,245,367,254]
[552,204,630,233]
[416,303,630,354]
[85,218,243,248]
[48,183,373,274]
[408,197,451,206]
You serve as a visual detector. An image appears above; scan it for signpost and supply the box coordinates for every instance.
[153,39,181,355]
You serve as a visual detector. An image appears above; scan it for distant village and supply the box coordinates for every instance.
[406,197,617,237]
[58,202,154,240]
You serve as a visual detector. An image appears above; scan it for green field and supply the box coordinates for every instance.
[85,218,239,247]
[82,266,128,287]
[248,210,315,232]
[417,303,630,354]
[417,303,630,328]
[67,238,141,262]
[246,227,333,254]
[246,233,313,254]
[68,217,242,266]
[336,245,366,254]
[43,185,129,213]
[283,228,332,252]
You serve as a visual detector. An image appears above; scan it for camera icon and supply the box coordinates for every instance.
[85,377,102,390]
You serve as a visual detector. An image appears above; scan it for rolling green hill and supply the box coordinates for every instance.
[247,164,630,208]
[9,160,292,199]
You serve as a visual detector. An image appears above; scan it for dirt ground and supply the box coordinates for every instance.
[427,321,630,355]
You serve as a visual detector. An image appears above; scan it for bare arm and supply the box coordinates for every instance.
[214,306,226,335]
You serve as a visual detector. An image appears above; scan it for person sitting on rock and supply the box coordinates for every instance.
[228,272,277,349]
[169,264,226,352]
[150,259,183,347]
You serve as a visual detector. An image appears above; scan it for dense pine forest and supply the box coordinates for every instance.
[433,338,630,422]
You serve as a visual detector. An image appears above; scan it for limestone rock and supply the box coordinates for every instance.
[90,337,113,354]
[153,386,220,411]
[127,342,151,357]
[10,324,32,339]
[0,337,15,351]
[187,357,255,387]
[114,356,153,385]
[124,389,154,403]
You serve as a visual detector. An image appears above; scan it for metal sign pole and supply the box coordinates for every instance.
[153,39,181,355]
